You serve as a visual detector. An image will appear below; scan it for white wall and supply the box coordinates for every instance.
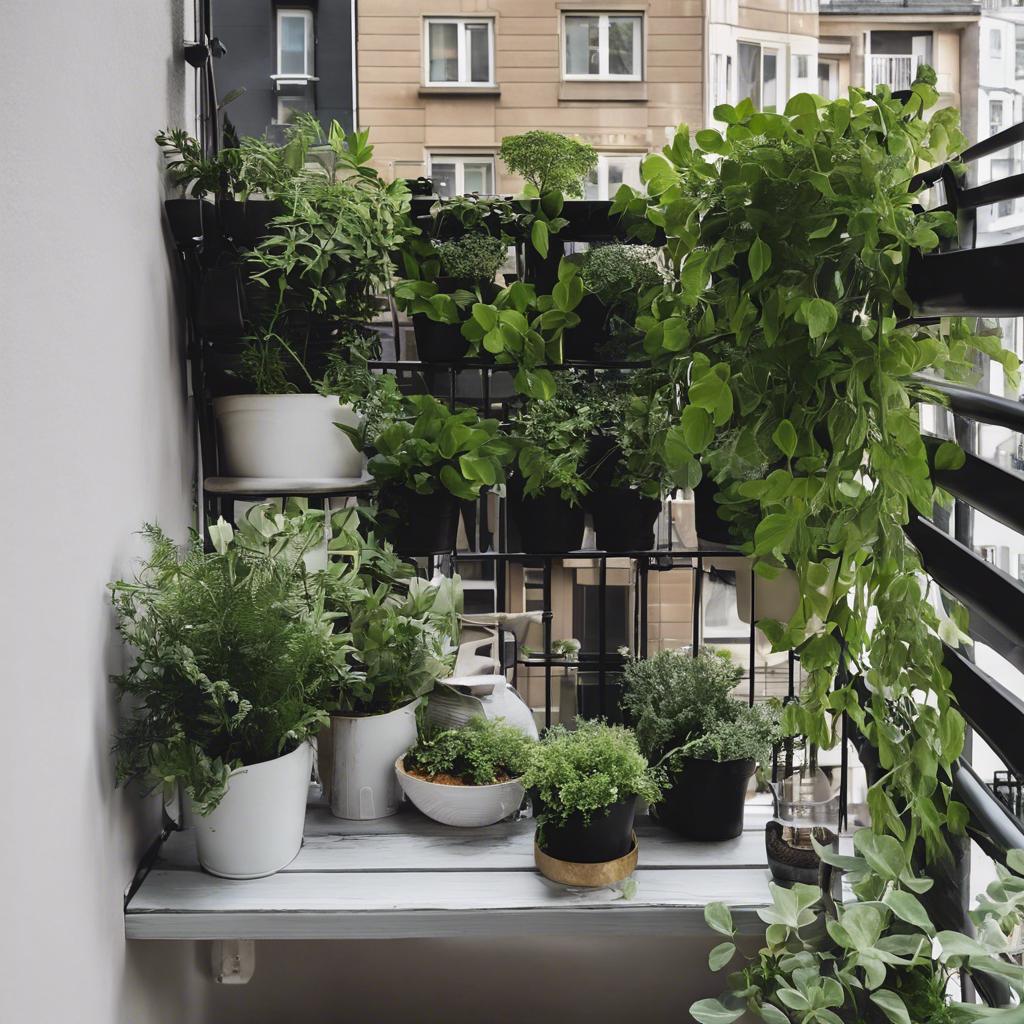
[0,1,205,1020]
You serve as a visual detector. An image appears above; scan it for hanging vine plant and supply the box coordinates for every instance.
[619,72,1019,858]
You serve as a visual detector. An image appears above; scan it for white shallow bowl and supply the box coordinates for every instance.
[395,756,525,827]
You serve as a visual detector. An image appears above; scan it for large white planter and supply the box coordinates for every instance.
[395,756,525,827]
[327,702,419,819]
[191,741,312,879]
[213,394,362,478]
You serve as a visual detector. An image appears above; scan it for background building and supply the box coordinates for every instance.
[213,0,356,142]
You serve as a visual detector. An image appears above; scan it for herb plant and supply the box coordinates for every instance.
[340,394,513,502]
[110,507,351,814]
[404,718,535,785]
[621,648,780,768]
[618,74,1018,854]
[523,720,663,832]
[580,243,664,307]
[508,381,596,504]
[434,234,509,283]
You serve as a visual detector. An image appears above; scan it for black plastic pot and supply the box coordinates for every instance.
[376,487,461,554]
[535,796,637,864]
[561,201,623,241]
[506,478,585,553]
[562,293,608,361]
[404,176,434,197]
[592,488,661,553]
[197,264,246,336]
[693,477,735,547]
[163,198,208,249]
[412,315,470,362]
[219,198,285,248]
[654,757,754,841]
[524,239,565,294]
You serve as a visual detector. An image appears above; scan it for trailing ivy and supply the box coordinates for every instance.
[617,76,1020,857]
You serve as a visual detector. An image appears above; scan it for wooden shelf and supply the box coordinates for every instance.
[125,796,775,941]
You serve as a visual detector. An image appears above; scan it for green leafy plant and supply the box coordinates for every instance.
[508,381,596,504]
[691,835,1024,1024]
[427,194,518,238]
[499,131,597,258]
[621,648,780,769]
[110,506,352,814]
[404,717,535,785]
[341,394,513,502]
[523,720,663,834]
[244,121,412,393]
[434,234,509,282]
[580,243,665,307]
[461,264,583,398]
[620,73,1020,854]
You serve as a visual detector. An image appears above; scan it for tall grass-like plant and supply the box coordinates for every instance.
[110,507,352,813]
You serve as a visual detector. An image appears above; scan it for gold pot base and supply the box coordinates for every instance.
[534,833,639,887]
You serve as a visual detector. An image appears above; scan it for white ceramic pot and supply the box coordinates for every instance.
[213,394,362,478]
[191,741,312,879]
[734,557,801,625]
[395,755,525,827]
[328,702,419,819]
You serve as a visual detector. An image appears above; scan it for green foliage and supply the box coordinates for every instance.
[342,394,513,501]
[461,262,584,398]
[508,380,596,504]
[580,243,665,307]
[523,720,663,832]
[498,131,598,198]
[621,648,780,767]
[433,234,509,282]
[690,833,1024,1024]
[110,506,351,814]
[404,717,535,785]
[427,194,518,237]
[620,80,1019,855]
[155,128,222,198]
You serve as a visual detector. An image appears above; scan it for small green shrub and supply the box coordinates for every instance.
[621,648,780,768]
[433,234,509,283]
[580,244,664,306]
[523,720,663,831]
[404,718,535,785]
[498,131,598,197]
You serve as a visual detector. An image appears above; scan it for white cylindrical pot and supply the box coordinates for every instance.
[213,394,362,478]
[395,756,525,827]
[191,741,312,879]
[328,703,419,819]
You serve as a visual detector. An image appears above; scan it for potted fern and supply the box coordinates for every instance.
[524,720,663,885]
[110,507,350,878]
[622,648,780,841]
[396,718,535,827]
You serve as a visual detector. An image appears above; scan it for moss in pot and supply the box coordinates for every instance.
[524,720,663,866]
[622,648,780,842]
[397,718,535,827]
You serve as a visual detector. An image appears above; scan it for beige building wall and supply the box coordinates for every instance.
[358,0,704,186]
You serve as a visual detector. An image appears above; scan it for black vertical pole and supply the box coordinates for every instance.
[748,566,756,706]
[692,555,703,653]
[598,556,608,717]
[543,557,552,729]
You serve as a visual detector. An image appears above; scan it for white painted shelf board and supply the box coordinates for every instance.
[204,474,374,496]
[126,797,775,941]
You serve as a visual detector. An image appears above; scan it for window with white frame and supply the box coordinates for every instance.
[277,9,314,79]
[737,42,781,110]
[818,58,839,100]
[584,153,643,200]
[991,97,1005,139]
[991,27,1004,59]
[564,13,643,81]
[429,154,496,197]
[425,18,494,86]
[793,54,809,81]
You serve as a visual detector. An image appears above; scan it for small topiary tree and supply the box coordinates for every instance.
[498,130,598,198]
